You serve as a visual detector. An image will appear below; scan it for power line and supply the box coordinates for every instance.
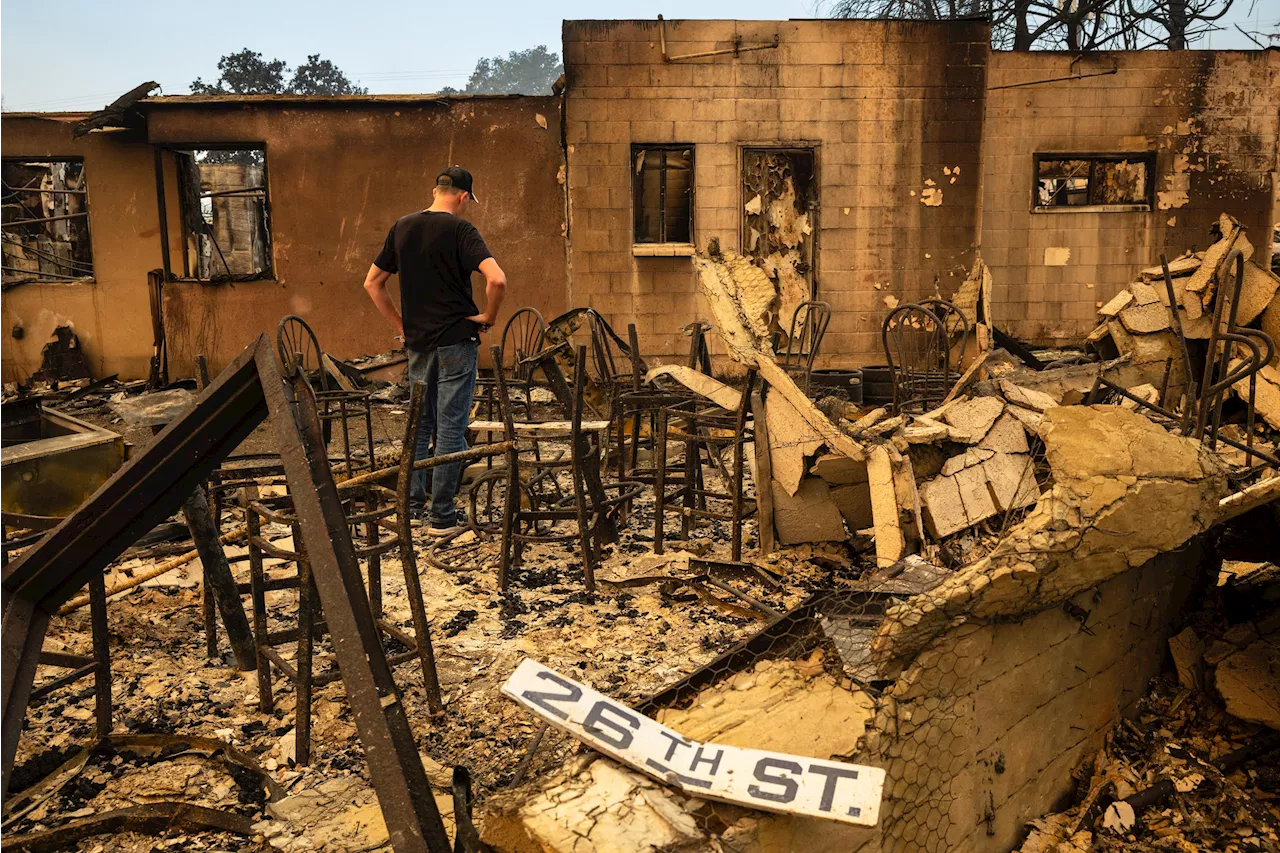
[3,89,141,110]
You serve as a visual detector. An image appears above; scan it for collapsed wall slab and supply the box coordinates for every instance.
[863,542,1207,852]
[870,405,1227,672]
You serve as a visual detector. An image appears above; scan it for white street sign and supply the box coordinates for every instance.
[501,658,885,826]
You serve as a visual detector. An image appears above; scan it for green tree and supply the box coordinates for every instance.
[289,54,368,95]
[190,49,288,95]
[441,45,563,95]
[190,49,366,95]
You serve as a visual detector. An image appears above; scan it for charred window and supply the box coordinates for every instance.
[633,145,693,244]
[175,147,272,280]
[1034,154,1153,211]
[2,159,93,285]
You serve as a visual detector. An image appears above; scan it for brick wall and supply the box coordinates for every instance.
[981,50,1280,345]
[563,19,990,367]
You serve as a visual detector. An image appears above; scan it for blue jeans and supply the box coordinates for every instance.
[405,340,478,527]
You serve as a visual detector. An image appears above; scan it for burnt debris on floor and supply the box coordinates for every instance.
[3,216,1280,853]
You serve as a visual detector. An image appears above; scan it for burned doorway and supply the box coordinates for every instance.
[741,148,817,340]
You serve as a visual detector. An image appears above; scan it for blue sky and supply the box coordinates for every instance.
[1,0,1271,112]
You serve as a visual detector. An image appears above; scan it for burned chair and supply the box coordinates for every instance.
[615,319,718,500]
[2,513,112,742]
[476,306,548,422]
[458,344,640,590]
[277,315,378,480]
[780,300,832,395]
[233,379,443,765]
[654,371,758,562]
[541,307,646,423]
[883,302,956,414]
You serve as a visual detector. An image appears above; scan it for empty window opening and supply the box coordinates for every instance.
[175,147,272,280]
[1034,154,1152,211]
[633,145,693,245]
[2,159,93,285]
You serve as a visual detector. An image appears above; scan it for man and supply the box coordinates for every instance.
[363,166,506,534]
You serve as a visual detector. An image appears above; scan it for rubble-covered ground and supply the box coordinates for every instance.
[6,212,1280,852]
[6,422,839,852]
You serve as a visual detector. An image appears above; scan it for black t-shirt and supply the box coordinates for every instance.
[373,210,493,352]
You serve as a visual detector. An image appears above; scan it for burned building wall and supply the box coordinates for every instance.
[981,50,1280,346]
[1,96,568,381]
[0,116,163,382]
[145,96,567,375]
[562,19,989,367]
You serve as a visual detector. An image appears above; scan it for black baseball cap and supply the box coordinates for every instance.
[436,166,478,202]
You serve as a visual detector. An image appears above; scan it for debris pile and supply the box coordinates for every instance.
[5,215,1280,853]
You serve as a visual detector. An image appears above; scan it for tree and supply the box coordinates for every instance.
[288,54,368,96]
[190,50,367,163]
[822,0,1236,50]
[190,49,367,96]
[441,45,563,96]
[191,49,288,95]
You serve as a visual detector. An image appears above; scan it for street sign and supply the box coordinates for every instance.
[501,658,885,826]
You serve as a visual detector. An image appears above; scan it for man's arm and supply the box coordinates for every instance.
[363,264,403,338]
[467,257,507,332]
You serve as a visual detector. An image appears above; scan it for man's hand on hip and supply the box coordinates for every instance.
[467,313,496,333]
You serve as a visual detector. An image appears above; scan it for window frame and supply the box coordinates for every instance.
[1,156,95,286]
[1031,152,1155,213]
[157,142,274,282]
[631,143,695,248]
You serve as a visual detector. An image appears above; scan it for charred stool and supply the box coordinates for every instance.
[3,512,112,740]
[484,344,640,591]
[239,380,443,765]
[654,370,758,562]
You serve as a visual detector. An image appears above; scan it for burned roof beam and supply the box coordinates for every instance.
[72,81,159,137]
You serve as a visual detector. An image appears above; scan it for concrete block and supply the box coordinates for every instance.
[943,396,1005,439]
[921,474,967,538]
[771,476,848,544]
[979,414,1030,454]
[982,452,1038,512]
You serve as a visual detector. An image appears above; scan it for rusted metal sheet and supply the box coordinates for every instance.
[1,406,127,520]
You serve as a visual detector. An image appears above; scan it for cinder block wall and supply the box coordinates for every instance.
[563,19,990,367]
[981,50,1280,345]
[863,542,1205,852]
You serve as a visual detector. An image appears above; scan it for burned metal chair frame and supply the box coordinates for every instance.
[684,319,713,376]
[477,307,548,423]
[615,322,719,517]
[485,344,641,591]
[236,381,443,765]
[277,314,379,476]
[1087,249,1279,469]
[654,371,759,562]
[2,335,457,852]
[917,298,971,365]
[541,307,646,421]
[781,300,832,395]
[2,512,112,742]
[883,302,952,414]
